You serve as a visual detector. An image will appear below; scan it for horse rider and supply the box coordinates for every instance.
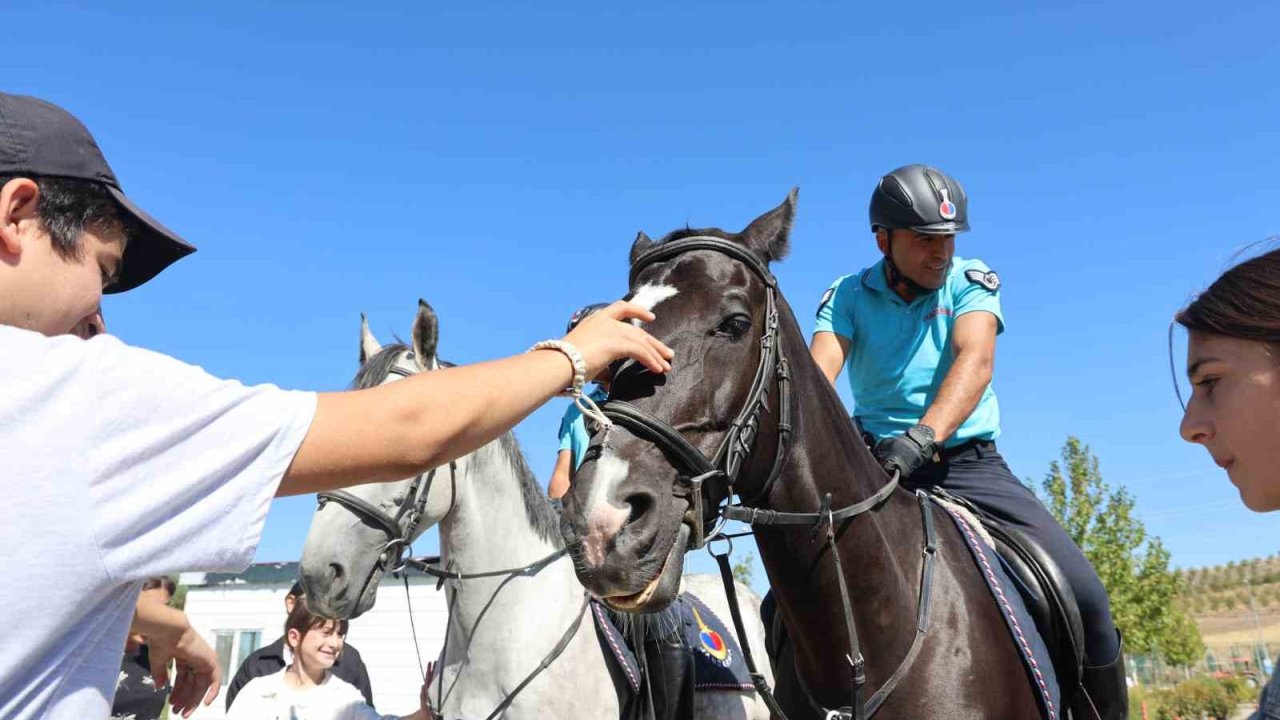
[808,164,1127,719]
[0,91,672,720]
[550,302,613,499]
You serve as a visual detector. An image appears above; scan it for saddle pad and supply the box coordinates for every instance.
[590,593,755,696]
[941,504,1062,720]
[591,599,643,694]
[677,592,755,692]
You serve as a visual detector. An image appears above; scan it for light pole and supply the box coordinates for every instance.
[1245,567,1271,682]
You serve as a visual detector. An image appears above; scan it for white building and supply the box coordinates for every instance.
[179,562,448,718]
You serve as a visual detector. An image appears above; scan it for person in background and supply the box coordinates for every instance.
[1175,247,1280,720]
[549,303,613,499]
[227,581,373,709]
[110,577,177,720]
[226,597,429,720]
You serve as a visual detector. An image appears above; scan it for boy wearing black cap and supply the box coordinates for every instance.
[0,92,673,719]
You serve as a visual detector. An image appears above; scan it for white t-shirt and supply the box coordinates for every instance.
[227,668,396,720]
[0,326,318,719]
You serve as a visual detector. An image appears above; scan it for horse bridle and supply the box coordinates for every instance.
[317,362,458,575]
[598,236,936,720]
[601,235,794,549]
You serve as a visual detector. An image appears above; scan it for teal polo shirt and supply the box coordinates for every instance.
[814,256,1004,447]
[558,386,610,470]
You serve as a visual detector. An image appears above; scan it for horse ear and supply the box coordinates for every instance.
[740,187,798,263]
[629,231,655,266]
[359,313,382,365]
[411,299,439,369]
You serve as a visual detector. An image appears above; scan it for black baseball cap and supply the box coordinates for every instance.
[0,92,196,293]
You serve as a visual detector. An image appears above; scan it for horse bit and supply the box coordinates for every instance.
[597,235,939,720]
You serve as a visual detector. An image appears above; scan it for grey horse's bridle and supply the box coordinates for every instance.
[317,360,458,575]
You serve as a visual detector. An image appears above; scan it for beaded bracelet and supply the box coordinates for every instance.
[529,339,613,429]
[529,339,587,397]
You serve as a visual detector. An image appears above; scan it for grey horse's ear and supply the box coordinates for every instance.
[411,299,439,370]
[629,231,655,266]
[741,187,798,263]
[359,313,382,366]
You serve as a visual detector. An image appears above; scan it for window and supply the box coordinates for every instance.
[214,631,235,679]
[237,631,262,669]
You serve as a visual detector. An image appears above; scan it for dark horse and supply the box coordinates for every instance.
[559,191,1045,718]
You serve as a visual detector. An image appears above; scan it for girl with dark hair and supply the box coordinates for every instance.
[1177,246,1280,718]
[227,597,431,720]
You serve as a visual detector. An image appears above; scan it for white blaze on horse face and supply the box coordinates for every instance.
[629,283,679,320]
[582,451,631,569]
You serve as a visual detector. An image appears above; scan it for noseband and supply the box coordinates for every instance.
[317,362,458,574]
[600,236,794,549]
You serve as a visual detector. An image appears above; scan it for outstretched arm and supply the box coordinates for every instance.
[280,301,673,496]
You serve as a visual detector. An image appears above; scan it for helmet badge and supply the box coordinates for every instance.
[938,188,957,220]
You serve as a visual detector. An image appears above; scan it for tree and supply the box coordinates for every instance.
[1037,437,1198,659]
[1161,607,1206,668]
[732,552,755,586]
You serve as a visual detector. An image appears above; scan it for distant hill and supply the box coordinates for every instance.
[1176,554,1280,616]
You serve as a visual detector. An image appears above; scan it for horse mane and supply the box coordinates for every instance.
[350,343,563,546]
[352,343,411,390]
[655,226,732,245]
[491,432,563,546]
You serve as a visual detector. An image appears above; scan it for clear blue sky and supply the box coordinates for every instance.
[11,1,1278,586]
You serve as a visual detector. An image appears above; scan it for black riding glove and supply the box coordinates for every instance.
[874,424,939,480]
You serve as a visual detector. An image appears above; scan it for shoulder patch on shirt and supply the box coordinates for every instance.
[964,268,1001,291]
[816,287,835,317]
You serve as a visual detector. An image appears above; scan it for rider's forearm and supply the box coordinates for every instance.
[281,349,575,496]
[920,348,992,444]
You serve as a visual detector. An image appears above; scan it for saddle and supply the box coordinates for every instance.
[935,490,1087,703]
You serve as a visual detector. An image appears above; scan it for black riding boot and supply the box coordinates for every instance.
[636,627,694,720]
[1071,633,1129,720]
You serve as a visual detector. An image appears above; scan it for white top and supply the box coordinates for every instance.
[0,326,317,719]
[228,669,397,720]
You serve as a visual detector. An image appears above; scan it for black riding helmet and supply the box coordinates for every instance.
[566,302,610,334]
[869,164,970,235]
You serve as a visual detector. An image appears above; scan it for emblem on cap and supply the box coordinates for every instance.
[939,188,957,221]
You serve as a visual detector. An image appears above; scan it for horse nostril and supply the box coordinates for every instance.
[624,494,653,527]
[329,562,345,583]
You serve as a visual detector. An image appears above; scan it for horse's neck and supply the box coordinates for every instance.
[437,437,574,607]
[758,306,924,635]
[433,437,610,715]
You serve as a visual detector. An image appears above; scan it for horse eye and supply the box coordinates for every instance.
[715,315,752,339]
